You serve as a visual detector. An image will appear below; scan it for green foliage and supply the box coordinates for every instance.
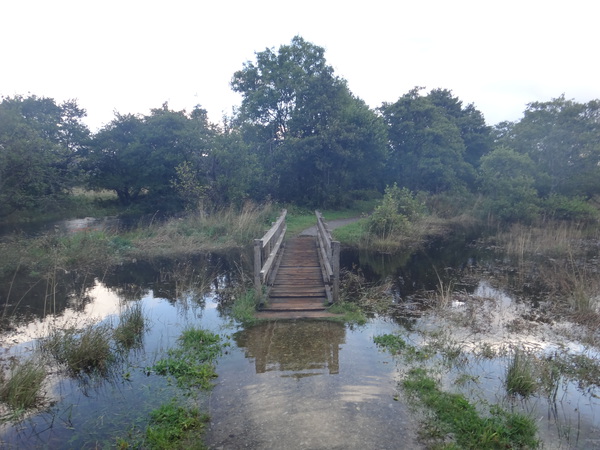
[0,357,46,414]
[380,88,484,193]
[232,36,388,207]
[499,96,600,198]
[478,146,539,222]
[327,301,368,325]
[0,95,89,218]
[541,194,599,221]
[87,105,215,208]
[403,368,539,449]
[373,334,408,354]
[145,401,208,450]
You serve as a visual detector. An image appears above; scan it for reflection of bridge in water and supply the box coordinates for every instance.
[234,320,345,376]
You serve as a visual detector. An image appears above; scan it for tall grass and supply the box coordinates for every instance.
[129,203,275,258]
[0,357,46,414]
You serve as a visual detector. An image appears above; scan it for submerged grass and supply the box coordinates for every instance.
[144,401,209,450]
[152,327,222,390]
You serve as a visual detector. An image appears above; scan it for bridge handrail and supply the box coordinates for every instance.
[254,209,287,291]
[315,211,340,303]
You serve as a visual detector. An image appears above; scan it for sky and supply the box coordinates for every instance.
[2,0,599,131]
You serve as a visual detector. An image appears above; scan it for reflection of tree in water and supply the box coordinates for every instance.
[0,250,251,332]
[0,269,97,331]
[234,321,345,377]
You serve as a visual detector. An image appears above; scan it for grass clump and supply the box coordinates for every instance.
[114,302,146,350]
[145,401,209,450]
[153,327,222,390]
[505,348,538,397]
[231,289,261,325]
[41,322,114,375]
[0,357,46,416]
[403,368,539,449]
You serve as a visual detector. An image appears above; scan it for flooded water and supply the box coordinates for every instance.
[1,235,599,448]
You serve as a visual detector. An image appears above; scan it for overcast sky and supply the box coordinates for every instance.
[2,0,599,131]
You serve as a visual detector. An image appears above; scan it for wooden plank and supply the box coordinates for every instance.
[260,236,330,315]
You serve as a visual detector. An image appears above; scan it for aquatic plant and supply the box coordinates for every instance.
[114,302,146,350]
[403,368,539,449]
[505,348,537,397]
[41,322,114,375]
[0,356,46,415]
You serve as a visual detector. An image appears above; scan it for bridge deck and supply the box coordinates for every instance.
[257,237,336,318]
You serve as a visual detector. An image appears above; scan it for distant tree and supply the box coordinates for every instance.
[427,88,493,170]
[380,88,474,193]
[0,95,89,217]
[478,146,539,222]
[500,96,600,198]
[231,36,387,206]
[87,104,215,208]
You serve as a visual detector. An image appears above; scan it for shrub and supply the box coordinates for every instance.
[368,184,423,239]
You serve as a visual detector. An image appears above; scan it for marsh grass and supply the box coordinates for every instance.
[130,203,274,258]
[41,322,114,375]
[0,357,46,415]
[114,302,146,350]
[505,348,538,397]
[495,221,589,260]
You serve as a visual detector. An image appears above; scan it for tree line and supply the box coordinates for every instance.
[1,36,599,222]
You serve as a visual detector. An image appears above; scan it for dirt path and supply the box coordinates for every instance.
[298,217,361,236]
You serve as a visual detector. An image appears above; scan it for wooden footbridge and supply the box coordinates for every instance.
[253,210,340,319]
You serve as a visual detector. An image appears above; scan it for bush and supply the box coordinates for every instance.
[541,194,599,221]
[368,184,423,239]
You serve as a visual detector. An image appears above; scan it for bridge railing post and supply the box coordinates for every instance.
[254,238,263,293]
[332,240,340,303]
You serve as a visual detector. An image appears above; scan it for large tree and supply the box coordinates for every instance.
[498,96,600,198]
[0,95,89,217]
[380,88,476,193]
[231,36,387,206]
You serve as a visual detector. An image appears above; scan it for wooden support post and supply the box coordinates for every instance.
[254,238,262,292]
[332,240,340,303]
